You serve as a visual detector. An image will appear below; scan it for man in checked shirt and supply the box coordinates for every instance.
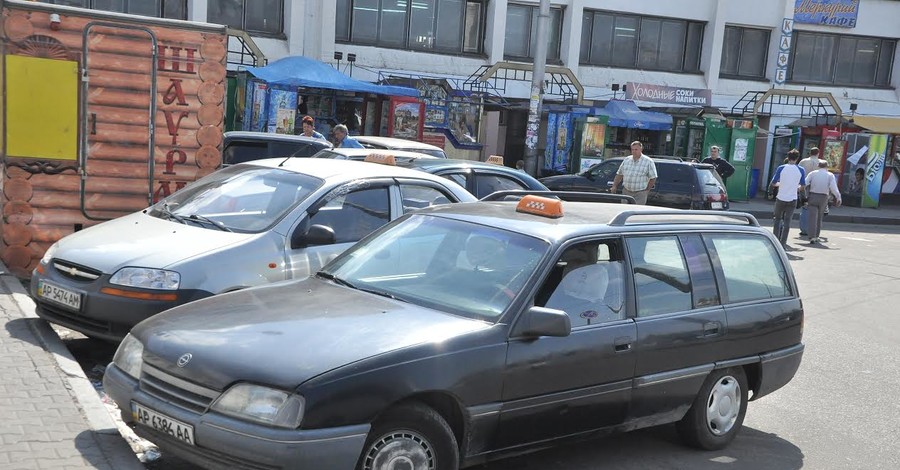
[610,141,658,205]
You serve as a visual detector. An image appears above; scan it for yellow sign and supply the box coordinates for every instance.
[486,155,505,165]
[6,55,79,160]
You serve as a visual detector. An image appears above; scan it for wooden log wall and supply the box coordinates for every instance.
[1,7,226,277]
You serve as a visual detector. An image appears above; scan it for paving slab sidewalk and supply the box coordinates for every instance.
[0,263,142,470]
[730,196,900,226]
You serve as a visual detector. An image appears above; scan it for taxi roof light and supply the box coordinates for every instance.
[486,155,505,166]
[516,195,564,218]
[364,153,397,166]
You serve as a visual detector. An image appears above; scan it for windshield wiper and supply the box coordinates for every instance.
[159,203,187,225]
[357,287,409,303]
[187,214,233,232]
[316,271,356,289]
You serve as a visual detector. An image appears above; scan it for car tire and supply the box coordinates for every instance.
[358,402,459,470]
[676,367,748,451]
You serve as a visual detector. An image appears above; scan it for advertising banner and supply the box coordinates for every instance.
[625,82,711,106]
[266,87,298,134]
[862,134,887,208]
[794,0,859,28]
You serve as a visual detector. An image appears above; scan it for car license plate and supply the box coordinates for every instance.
[37,281,82,310]
[711,202,723,209]
[133,402,195,446]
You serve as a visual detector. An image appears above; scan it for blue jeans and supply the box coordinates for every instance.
[799,206,808,234]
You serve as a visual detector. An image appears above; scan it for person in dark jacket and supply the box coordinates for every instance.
[701,146,735,184]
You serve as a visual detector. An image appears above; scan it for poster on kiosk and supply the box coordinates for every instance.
[862,135,888,208]
[388,97,425,141]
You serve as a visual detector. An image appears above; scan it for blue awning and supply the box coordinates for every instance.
[246,56,419,98]
[597,100,672,131]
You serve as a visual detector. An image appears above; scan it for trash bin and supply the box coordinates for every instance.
[748,168,760,199]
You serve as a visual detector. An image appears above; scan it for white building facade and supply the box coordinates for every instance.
[42,0,900,176]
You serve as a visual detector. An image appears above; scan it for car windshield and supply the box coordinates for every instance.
[321,215,549,321]
[310,149,351,159]
[223,138,330,165]
[150,165,323,233]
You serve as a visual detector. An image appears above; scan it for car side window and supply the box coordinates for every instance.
[309,187,390,244]
[666,164,693,183]
[537,240,627,328]
[591,161,619,180]
[704,233,791,303]
[441,172,468,189]
[626,236,692,317]
[679,234,720,307]
[398,184,455,213]
[474,174,526,198]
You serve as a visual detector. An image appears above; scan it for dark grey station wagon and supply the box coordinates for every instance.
[104,193,804,470]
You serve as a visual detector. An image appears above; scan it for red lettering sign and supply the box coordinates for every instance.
[164,149,188,175]
[162,79,189,106]
[157,45,197,74]
[153,181,187,203]
[162,110,189,145]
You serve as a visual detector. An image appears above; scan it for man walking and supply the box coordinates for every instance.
[701,145,735,184]
[805,159,842,245]
[797,147,823,237]
[610,141,657,205]
[769,149,806,249]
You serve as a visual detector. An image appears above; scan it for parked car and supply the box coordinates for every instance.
[541,157,729,210]
[30,158,475,341]
[354,135,448,159]
[313,148,548,199]
[222,131,332,166]
[104,194,803,469]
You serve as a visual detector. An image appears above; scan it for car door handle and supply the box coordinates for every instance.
[702,321,722,337]
[614,336,633,353]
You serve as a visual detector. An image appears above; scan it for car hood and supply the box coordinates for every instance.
[134,277,491,391]
[53,212,249,273]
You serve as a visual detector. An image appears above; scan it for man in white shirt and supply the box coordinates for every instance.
[610,141,657,205]
[805,159,842,245]
[769,149,806,248]
[797,147,823,237]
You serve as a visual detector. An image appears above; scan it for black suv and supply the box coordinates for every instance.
[541,157,729,210]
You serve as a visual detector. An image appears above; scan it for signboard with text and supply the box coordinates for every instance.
[794,0,859,28]
[625,82,711,106]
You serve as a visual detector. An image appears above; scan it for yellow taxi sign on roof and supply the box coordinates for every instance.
[486,155,505,166]
[364,153,396,165]
[516,195,564,218]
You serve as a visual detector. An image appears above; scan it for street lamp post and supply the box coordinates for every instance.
[523,0,551,177]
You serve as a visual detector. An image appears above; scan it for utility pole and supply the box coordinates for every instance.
[523,0,551,176]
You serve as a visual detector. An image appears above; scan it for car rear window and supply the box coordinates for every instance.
[696,168,724,193]
[223,139,330,165]
[704,233,791,303]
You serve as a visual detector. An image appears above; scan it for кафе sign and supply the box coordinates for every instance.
[625,82,712,106]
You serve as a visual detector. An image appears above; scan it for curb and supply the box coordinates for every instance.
[743,210,900,226]
[0,264,144,470]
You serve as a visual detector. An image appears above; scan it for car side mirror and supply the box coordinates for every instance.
[291,224,335,249]
[514,306,571,338]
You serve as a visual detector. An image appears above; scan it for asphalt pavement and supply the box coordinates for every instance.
[0,197,898,469]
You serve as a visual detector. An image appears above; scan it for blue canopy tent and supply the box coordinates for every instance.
[245,56,419,97]
[597,99,672,130]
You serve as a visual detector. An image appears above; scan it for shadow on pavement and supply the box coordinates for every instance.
[4,317,46,349]
[477,425,804,470]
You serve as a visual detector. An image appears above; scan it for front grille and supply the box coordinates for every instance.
[52,259,102,281]
[38,302,113,334]
[140,364,220,414]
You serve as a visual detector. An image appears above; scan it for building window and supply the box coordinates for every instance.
[720,26,770,79]
[43,0,187,19]
[790,31,895,87]
[208,0,284,36]
[580,10,703,73]
[504,4,563,62]
[336,0,486,55]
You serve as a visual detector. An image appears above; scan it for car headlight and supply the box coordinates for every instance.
[110,267,180,290]
[112,334,144,379]
[211,384,305,429]
[41,243,59,265]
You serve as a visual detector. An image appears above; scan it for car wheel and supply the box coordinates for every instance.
[359,403,459,470]
[676,367,748,450]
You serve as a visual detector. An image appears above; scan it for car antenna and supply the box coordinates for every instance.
[278,146,308,167]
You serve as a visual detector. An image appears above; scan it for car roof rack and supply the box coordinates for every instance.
[608,210,760,227]
[481,190,636,204]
